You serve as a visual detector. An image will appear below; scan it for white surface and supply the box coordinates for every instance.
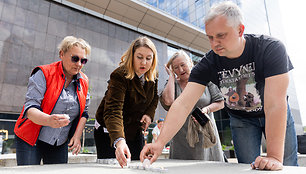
[279,0,306,126]
[1,159,306,173]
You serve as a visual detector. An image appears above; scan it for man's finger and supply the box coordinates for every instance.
[258,158,268,170]
[150,153,158,163]
[253,156,262,169]
[271,162,282,171]
[140,145,150,162]
[264,161,273,170]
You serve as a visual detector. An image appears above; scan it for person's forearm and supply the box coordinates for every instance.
[27,107,51,126]
[203,100,224,113]
[73,117,87,139]
[264,73,289,163]
[265,103,287,162]
[161,76,175,106]
[157,82,205,146]
[156,101,189,146]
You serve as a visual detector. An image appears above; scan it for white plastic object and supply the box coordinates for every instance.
[63,114,70,120]
[142,159,151,168]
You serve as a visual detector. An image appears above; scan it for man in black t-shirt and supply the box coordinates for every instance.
[140,1,298,170]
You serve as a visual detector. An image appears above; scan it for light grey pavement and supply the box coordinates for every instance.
[1,153,306,173]
[1,159,306,174]
[0,153,239,167]
[0,153,97,167]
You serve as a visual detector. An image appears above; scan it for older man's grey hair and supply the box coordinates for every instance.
[204,1,243,28]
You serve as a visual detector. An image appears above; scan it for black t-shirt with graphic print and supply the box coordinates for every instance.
[189,34,293,118]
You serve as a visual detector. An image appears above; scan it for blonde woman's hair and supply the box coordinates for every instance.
[58,36,91,56]
[166,50,193,70]
[119,36,158,81]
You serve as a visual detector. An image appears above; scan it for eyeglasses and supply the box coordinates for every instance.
[71,55,88,64]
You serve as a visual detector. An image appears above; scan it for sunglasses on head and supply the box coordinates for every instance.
[71,55,88,64]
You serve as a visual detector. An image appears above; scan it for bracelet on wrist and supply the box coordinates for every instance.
[113,138,125,149]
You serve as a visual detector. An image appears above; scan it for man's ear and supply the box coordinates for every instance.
[238,24,245,37]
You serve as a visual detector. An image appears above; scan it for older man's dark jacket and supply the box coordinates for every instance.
[96,66,158,144]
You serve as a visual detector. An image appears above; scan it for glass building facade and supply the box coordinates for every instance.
[141,0,241,30]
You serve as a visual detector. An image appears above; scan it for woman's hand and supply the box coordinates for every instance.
[48,114,70,128]
[164,64,175,78]
[68,117,86,155]
[27,108,70,127]
[191,116,199,125]
[140,114,151,131]
[68,135,82,155]
[115,139,131,168]
[201,107,210,114]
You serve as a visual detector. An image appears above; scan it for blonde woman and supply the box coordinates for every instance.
[14,36,91,165]
[95,36,158,167]
[160,50,224,161]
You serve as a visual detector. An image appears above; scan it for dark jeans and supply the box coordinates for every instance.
[229,104,298,166]
[94,126,144,160]
[15,136,68,165]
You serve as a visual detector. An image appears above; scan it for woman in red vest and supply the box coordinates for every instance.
[14,36,91,165]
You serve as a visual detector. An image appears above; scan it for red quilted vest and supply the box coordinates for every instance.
[14,61,88,146]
